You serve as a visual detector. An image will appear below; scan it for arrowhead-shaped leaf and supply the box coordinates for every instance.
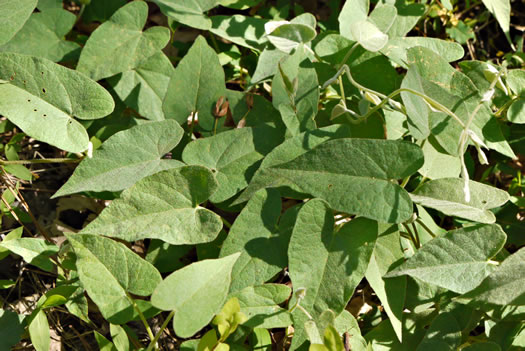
[81,166,223,245]
[240,138,423,223]
[0,52,114,152]
[219,189,283,291]
[0,9,80,62]
[54,120,184,197]
[458,247,525,306]
[288,199,377,349]
[108,52,174,121]
[0,0,36,45]
[67,233,162,324]
[229,284,292,329]
[163,35,225,130]
[182,124,285,203]
[386,224,506,294]
[410,178,510,224]
[151,253,240,338]
[77,1,170,81]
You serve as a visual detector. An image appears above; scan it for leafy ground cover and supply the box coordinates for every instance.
[0,0,525,350]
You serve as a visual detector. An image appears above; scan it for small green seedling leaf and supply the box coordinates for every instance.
[28,309,50,351]
[0,309,24,349]
[0,226,23,260]
[151,253,240,338]
[81,166,223,245]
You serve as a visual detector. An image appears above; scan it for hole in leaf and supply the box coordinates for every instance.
[33,109,37,112]
[42,88,46,93]
[27,99,31,102]
[9,75,14,80]
[43,114,46,117]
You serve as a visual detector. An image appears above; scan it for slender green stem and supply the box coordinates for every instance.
[494,96,517,117]
[146,311,175,351]
[415,218,437,238]
[403,223,420,249]
[129,295,154,342]
[213,117,219,136]
[0,157,80,165]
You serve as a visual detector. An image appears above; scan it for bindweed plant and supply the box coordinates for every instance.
[0,0,524,350]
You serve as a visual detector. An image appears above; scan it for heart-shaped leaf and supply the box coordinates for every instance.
[67,233,162,324]
[151,253,240,338]
[0,9,80,62]
[210,15,268,51]
[410,178,510,223]
[77,1,170,81]
[108,52,174,121]
[266,20,317,54]
[182,124,285,203]
[350,20,388,52]
[0,52,114,152]
[81,166,223,245]
[54,120,184,197]
[0,0,36,45]
[386,224,506,293]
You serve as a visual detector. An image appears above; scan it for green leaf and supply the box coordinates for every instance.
[0,226,23,260]
[94,331,118,351]
[338,0,369,40]
[0,9,80,62]
[385,0,425,38]
[0,309,24,350]
[67,233,162,324]
[251,45,288,83]
[110,324,134,351]
[323,325,345,351]
[458,247,525,306]
[151,253,240,338]
[416,312,461,351]
[410,178,510,223]
[508,98,525,124]
[239,138,423,223]
[481,0,510,37]
[37,285,78,309]
[219,0,263,9]
[0,52,114,152]
[419,141,461,179]
[54,120,184,197]
[0,280,15,289]
[81,0,127,23]
[462,342,501,351]
[28,309,50,351]
[266,16,317,54]
[150,0,220,30]
[403,46,514,158]
[0,238,58,272]
[163,36,225,130]
[288,199,377,349]
[182,125,285,203]
[250,328,272,351]
[197,330,218,351]
[381,37,464,68]
[210,15,268,51]
[368,4,397,33]
[386,224,506,294]
[507,69,525,96]
[365,225,406,342]
[350,20,388,52]
[219,189,283,291]
[0,0,37,45]
[229,284,292,329]
[81,166,223,245]
[77,1,170,81]
[272,46,318,135]
[108,52,174,121]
